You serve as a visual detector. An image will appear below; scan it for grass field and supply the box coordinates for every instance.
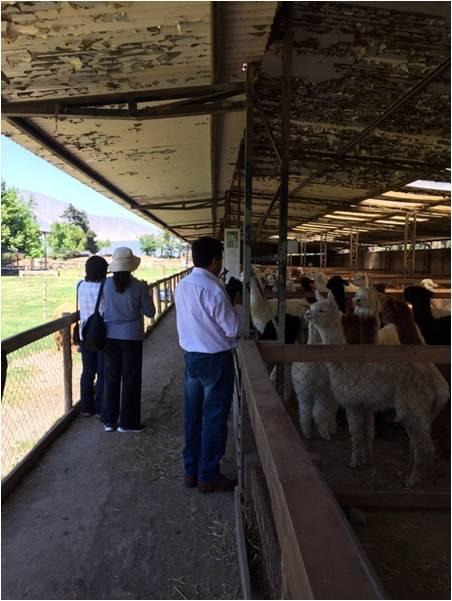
[1,259,184,339]
[1,258,187,475]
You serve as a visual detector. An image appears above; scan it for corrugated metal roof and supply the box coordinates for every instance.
[1,1,278,240]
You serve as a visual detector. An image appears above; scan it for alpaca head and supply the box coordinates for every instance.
[312,271,329,292]
[353,287,381,317]
[420,278,438,292]
[266,273,276,288]
[351,272,369,288]
[304,291,342,330]
[404,285,432,306]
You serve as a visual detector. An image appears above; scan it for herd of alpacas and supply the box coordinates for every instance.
[233,266,451,488]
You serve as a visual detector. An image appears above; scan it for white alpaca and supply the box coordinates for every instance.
[291,321,337,440]
[420,278,438,291]
[312,271,329,292]
[305,292,449,487]
[250,277,309,338]
[353,287,400,344]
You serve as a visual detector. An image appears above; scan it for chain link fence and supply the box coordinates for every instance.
[2,328,82,478]
[2,268,192,481]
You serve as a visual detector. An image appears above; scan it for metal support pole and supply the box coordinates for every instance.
[349,227,359,268]
[300,239,307,268]
[242,63,256,339]
[403,212,416,277]
[237,167,242,227]
[319,232,328,269]
[277,2,293,344]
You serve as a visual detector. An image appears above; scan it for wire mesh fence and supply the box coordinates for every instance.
[2,332,82,478]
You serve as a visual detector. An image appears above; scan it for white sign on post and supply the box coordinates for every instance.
[223,228,241,279]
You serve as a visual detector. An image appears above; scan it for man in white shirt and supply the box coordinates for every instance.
[174,237,243,493]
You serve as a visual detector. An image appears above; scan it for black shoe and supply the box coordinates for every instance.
[117,425,144,433]
[184,475,197,488]
[198,474,237,493]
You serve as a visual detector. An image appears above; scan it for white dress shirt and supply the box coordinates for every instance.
[174,267,244,353]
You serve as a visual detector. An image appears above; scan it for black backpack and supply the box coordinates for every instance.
[82,279,106,351]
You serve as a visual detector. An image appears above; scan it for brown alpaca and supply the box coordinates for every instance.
[381,297,424,345]
[342,313,378,345]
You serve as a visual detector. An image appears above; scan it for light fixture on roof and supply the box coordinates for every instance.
[241,62,248,72]
[361,199,423,209]
[382,191,448,202]
[389,216,429,222]
[430,205,451,213]
[406,180,451,192]
[334,210,382,218]
[324,214,366,221]
[375,220,405,225]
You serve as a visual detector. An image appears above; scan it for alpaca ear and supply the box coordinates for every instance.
[327,291,336,306]
[314,289,323,301]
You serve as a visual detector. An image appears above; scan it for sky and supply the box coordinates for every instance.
[1,135,157,229]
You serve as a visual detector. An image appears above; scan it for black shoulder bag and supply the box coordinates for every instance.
[82,279,106,351]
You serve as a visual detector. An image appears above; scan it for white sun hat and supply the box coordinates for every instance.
[109,247,141,273]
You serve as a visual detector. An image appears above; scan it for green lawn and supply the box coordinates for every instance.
[1,264,182,339]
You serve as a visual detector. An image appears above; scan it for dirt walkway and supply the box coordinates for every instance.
[2,311,241,600]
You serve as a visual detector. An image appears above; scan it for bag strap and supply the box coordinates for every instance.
[94,279,106,313]
[76,280,82,312]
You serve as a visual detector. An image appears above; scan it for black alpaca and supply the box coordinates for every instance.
[326,275,348,313]
[404,286,451,345]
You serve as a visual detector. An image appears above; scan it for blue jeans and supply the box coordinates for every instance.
[183,350,234,482]
[80,341,104,414]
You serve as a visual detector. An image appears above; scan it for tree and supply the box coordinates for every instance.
[139,234,159,256]
[97,239,111,250]
[1,182,42,257]
[61,203,99,253]
[48,222,86,258]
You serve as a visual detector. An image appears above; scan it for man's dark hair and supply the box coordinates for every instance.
[192,237,223,268]
[85,255,108,282]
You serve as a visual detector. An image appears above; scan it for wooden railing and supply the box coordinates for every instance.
[144,268,192,332]
[1,268,191,497]
[235,340,451,599]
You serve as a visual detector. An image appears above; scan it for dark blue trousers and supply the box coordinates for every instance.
[80,341,104,414]
[183,350,234,482]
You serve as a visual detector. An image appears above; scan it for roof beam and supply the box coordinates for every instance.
[3,98,245,121]
[6,116,184,239]
[3,83,245,110]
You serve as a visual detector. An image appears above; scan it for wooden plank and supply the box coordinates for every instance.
[2,312,77,354]
[1,401,81,501]
[238,340,385,600]
[257,342,451,364]
[61,322,73,413]
[335,490,450,511]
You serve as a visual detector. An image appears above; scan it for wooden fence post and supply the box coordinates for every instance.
[61,314,73,413]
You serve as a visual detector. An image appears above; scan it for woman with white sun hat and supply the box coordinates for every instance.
[101,247,155,432]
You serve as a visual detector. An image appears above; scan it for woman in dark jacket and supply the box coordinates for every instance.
[101,247,155,432]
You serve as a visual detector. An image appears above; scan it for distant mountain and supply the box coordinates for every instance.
[18,190,160,243]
